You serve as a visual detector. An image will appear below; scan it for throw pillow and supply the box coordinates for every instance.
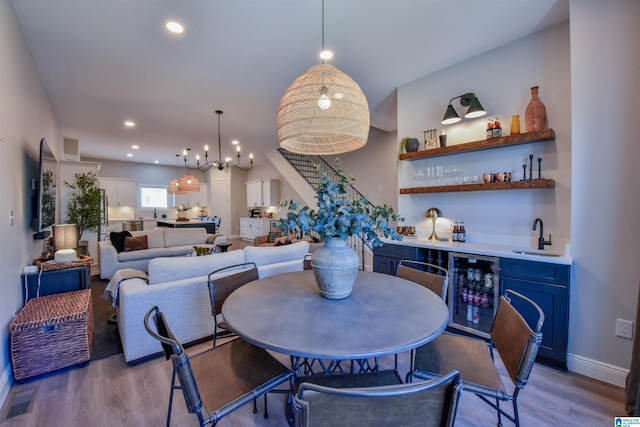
[110,231,132,253]
[124,235,148,252]
[268,231,284,243]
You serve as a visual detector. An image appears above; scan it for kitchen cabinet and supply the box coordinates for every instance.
[246,179,280,207]
[246,180,262,207]
[373,243,448,276]
[261,179,279,206]
[398,129,556,194]
[99,178,137,207]
[240,217,272,241]
[499,257,569,371]
[174,183,208,208]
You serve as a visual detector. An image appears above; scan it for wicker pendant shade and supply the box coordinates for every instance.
[278,63,370,155]
[178,174,200,192]
[167,179,186,195]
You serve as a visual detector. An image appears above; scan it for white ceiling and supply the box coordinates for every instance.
[11,0,569,167]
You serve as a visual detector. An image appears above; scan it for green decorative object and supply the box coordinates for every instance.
[64,171,102,241]
[278,161,403,299]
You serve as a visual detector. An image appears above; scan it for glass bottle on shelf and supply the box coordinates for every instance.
[493,117,502,138]
[459,222,466,242]
[486,119,494,139]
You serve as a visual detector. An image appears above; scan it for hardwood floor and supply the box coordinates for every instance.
[2,237,625,426]
[0,340,625,427]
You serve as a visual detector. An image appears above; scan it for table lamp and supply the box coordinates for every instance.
[425,207,443,241]
[53,224,79,262]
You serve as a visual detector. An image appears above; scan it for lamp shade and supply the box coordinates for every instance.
[167,179,187,195]
[53,224,79,261]
[441,104,461,125]
[278,63,370,155]
[178,174,200,192]
[53,224,78,250]
[464,95,487,118]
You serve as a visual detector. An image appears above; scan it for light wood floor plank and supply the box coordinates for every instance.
[1,340,625,426]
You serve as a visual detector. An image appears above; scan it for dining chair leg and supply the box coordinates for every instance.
[167,369,177,427]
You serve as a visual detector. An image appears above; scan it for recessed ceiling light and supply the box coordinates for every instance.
[126,153,133,157]
[166,21,184,34]
[132,145,139,149]
[320,50,333,60]
[124,121,135,127]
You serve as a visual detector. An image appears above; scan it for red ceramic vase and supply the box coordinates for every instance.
[525,86,547,132]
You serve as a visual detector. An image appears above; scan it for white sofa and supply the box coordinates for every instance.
[116,241,310,363]
[98,227,227,279]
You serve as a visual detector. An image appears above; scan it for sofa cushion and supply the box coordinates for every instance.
[163,228,208,247]
[243,241,310,266]
[110,231,132,253]
[118,247,173,262]
[147,249,245,285]
[124,235,148,252]
[130,229,165,249]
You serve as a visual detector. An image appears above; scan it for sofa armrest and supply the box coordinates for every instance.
[98,240,119,280]
[254,234,269,246]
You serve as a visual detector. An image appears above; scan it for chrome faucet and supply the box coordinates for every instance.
[532,218,552,250]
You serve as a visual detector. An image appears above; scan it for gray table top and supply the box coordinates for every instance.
[221,270,449,360]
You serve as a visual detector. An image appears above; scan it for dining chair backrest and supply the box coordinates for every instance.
[207,262,258,317]
[491,289,545,389]
[397,260,449,301]
[295,369,462,427]
[144,306,203,415]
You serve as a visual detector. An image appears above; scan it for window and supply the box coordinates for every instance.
[140,187,167,209]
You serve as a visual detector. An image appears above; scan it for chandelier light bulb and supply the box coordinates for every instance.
[232,140,239,145]
[204,145,208,152]
[250,153,254,159]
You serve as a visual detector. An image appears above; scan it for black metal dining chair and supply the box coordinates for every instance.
[207,262,258,347]
[144,305,294,427]
[407,289,544,427]
[294,369,462,427]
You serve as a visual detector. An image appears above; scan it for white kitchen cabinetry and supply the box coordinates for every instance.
[99,178,137,207]
[261,179,279,206]
[240,217,272,241]
[174,183,209,208]
[246,180,262,207]
[246,179,279,207]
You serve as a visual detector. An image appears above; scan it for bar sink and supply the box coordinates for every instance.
[511,248,563,257]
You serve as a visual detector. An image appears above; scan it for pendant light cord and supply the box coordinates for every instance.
[321,0,325,64]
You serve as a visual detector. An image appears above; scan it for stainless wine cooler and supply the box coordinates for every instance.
[448,252,500,339]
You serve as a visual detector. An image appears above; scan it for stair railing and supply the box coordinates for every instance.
[278,149,374,270]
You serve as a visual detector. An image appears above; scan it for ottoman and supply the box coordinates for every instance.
[10,289,93,381]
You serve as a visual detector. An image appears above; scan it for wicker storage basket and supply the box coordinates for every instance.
[10,289,93,381]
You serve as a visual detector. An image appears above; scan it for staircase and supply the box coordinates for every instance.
[275,148,374,270]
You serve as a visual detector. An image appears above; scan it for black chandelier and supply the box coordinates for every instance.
[183,110,253,173]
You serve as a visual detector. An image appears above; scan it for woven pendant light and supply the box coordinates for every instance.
[178,174,200,192]
[168,154,187,194]
[278,63,369,155]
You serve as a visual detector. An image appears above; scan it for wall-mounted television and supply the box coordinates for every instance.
[33,138,57,239]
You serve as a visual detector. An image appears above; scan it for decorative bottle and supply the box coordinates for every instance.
[525,86,547,132]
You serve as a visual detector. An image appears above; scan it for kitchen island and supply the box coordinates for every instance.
[156,219,218,234]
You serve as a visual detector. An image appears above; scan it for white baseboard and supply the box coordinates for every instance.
[568,352,628,387]
[0,363,12,412]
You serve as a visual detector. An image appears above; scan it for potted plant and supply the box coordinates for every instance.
[64,171,102,255]
[278,161,403,299]
[174,204,191,221]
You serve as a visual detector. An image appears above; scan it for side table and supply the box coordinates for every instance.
[216,242,232,253]
[21,265,90,304]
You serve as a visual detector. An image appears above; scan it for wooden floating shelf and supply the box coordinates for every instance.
[400,179,555,194]
[399,128,555,161]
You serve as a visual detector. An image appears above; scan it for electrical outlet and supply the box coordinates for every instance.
[616,319,634,339]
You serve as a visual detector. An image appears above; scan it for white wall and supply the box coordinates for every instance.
[569,0,640,377]
[0,0,61,403]
[397,22,571,248]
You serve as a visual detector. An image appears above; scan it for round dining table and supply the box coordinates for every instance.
[221,270,449,362]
